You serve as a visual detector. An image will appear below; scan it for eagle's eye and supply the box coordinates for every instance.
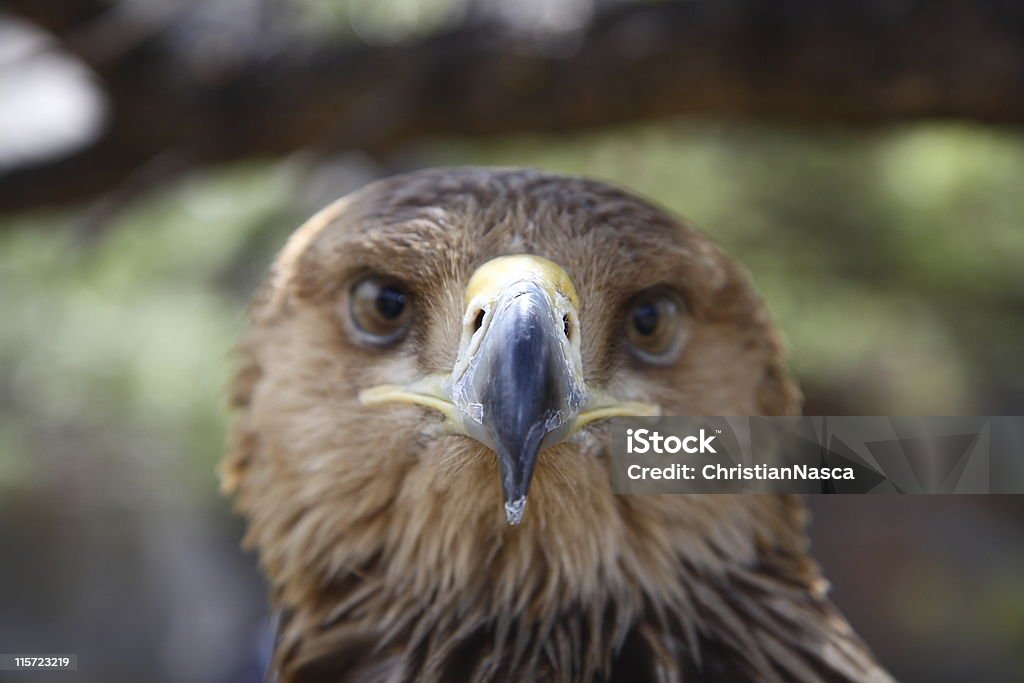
[345,275,412,346]
[625,288,687,365]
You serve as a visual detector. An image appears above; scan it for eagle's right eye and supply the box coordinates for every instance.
[345,275,413,346]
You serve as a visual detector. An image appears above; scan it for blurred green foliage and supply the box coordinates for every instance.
[0,165,297,493]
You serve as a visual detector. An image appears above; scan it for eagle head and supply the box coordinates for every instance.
[222,168,889,683]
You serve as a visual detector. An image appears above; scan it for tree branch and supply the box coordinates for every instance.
[4,0,1024,212]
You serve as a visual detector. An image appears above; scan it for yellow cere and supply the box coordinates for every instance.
[465,255,580,310]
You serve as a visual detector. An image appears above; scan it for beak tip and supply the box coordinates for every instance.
[504,495,528,525]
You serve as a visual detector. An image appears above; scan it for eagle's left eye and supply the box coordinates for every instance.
[345,275,413,346]
[625,288,687,365]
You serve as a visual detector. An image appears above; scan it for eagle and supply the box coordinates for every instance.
[222,167,893,683]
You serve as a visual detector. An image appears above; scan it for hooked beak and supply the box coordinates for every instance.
[457,278,582,524]
[360,255,658,524]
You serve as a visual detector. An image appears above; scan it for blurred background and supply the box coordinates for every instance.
[1,1,1022,681]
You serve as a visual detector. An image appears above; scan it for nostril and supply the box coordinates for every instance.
[474,309,485,332]
[563,314,571,339]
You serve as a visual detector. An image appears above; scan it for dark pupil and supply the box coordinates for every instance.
[375,286,407,320]
[632,302,660,336]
